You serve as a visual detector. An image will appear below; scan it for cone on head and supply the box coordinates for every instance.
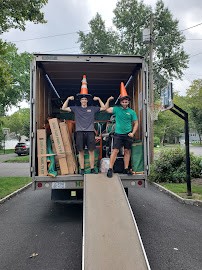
[76,75,92,99]
[119,82,130,101]
[80,75,88,94]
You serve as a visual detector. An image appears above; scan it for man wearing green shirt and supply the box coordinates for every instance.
[105,84,138,178]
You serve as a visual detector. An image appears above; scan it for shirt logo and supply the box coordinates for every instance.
[126,113,130,115]
[87,109,92,112]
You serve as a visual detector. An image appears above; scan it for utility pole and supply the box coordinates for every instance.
[149,14,154,163]
[143,15,154,163]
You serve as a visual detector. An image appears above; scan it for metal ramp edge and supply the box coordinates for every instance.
[82,173,151,270]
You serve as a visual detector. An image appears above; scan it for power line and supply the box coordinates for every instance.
[186,38,202,41]
[181,22,202,32]
[7,30,90,43]
[39,46,81,54]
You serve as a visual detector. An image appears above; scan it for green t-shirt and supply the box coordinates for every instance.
[112,106,137,134]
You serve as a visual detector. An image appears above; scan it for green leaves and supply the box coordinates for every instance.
[0,42,33,114]
[0,0,48,33]
[78,13,119,54]
[0,0,48,114]
[78,0,189,96]
[150,147,202,183]
[6,108,30,138]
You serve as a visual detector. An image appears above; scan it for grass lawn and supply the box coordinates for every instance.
[0,149,14,155]
[0,177,31,199]
[161,183,202,201]
[4,155,29,163]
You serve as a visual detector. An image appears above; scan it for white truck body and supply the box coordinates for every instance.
[30,54,150,200]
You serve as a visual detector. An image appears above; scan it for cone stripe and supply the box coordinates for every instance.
[80,75,88,95]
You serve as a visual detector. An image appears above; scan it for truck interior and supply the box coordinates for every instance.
[31,54,148,178]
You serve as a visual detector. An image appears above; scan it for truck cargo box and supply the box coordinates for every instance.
[30,54,150,199]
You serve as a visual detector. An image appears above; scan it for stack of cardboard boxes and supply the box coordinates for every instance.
[37,118,77,176]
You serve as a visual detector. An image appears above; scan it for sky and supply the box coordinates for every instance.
[2,0,202,113]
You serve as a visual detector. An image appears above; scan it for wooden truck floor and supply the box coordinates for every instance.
[83,173,151,270]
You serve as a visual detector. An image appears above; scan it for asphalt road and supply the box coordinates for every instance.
[0,184,201,270]
[0,162,30,177]
[189,145,202,156]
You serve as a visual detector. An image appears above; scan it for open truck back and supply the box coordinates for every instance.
[30,54,150,200]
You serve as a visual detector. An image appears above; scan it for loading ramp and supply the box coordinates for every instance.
[82,173,151,270]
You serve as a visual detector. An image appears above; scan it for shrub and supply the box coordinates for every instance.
[149,147,202,183]
[154,136,160,147]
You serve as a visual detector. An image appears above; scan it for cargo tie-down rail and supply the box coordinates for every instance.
[82,174,151,270]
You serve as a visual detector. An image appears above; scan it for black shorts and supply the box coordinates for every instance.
[112,133,133,150]
[76,131,96,151]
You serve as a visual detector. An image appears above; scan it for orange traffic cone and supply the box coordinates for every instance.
[76,75,92,99]
[119,82,130,101]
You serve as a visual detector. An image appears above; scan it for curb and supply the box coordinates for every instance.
[150,182,202,207]
[0,182,32,204]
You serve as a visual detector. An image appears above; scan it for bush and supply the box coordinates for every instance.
[154,136,160,147]
[149,147,202,183]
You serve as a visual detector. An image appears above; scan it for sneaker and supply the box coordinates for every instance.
[123,168,133,175]
[90,168,97,174]
[107,168,113,178]
[80,169,85,176]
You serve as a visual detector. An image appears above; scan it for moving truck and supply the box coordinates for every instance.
[30,54,150,201]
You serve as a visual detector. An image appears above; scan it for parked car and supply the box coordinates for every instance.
[14,142,30,156]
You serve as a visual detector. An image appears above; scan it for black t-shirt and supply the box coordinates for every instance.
[70,106,100,131]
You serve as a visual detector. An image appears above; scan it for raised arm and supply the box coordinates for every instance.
[93,96,106,111]
[105,96,114,109]
[105,96,114,114]
[61,96,74,112]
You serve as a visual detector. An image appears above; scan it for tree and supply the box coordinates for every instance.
[154,109,184,144]
[0,0,48,33]
[5,108,30,139]
[0,43,33,114]
[0,41,12,115]
[152,0,188,93]
[113,0,151,55]
[186,79,202,144]
[0,0,48,114]
[78,13,119,54]
[78,0,189,95]
[154,93,190,144]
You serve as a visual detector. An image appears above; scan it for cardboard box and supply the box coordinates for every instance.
[50,134,61,175]
[37,129,48,176]
[59,122,77,174]
[49,118,69,175]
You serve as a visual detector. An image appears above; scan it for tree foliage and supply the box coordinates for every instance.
[154,93,192,144]
[0,0,48,115]
[152,0,188,93]
[113,0,151,55]
[78,0,189,95]
[154,109,184,144]
[78,13,119,54]
[0,43,33,114]
[186,79,202,143]
[0,0,48,33]
[5,108,30,138]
